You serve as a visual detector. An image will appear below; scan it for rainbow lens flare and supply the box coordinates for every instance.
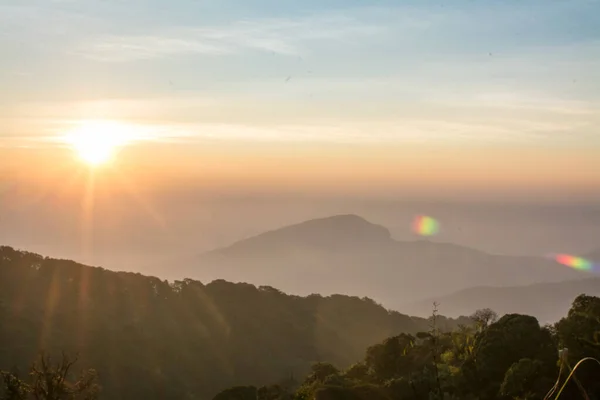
[554,254,594,272]
[413,215,439,237]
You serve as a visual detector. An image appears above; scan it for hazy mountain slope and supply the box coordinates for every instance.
[403,278,600,324]
[0,246,470,399]
[208,214,393,255]
[185,215,583,308]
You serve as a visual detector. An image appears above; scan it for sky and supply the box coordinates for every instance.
[1,1,600,187]
[1,0,600,269]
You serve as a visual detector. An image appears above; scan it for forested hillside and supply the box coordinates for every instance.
[0,246,469,399]
[214,296,600,400]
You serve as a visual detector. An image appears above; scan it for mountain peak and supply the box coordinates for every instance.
[266,214,391,244]
[296,213,387,231]
[208,214,392,256]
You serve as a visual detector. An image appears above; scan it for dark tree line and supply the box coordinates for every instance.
[4,246,597,399]
[215,295,600,400]
[0,246,468,399]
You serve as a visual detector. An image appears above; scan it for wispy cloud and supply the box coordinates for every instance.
[79,35,231,62]
[20,115,592,148]
[74,14,388,62]
[119,117,597,147]
[2,99,597,151]
[2,0,599,151]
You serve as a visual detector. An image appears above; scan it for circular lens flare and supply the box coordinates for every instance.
[413,215,439,237]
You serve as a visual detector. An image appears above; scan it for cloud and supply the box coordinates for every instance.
[5,72,598,150]
[3,1,598,151]
[2,103,597,151]
[31,116,589,147]
[74,14,388,62]
[83,36,231,62]
[135,117,598,148]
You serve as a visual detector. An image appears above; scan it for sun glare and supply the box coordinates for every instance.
[63,121,136,166]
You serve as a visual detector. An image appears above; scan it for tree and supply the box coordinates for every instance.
[1,246,466,399]
[556,294,600,360]
[365,334,415,381]
[29,353,99,400]
[0,353,99,400]
[210,296,600,400]
[257,385,292,400]
[304,363,340,386]
[212,386,257,400]
[473,314,556,399]
[1,370,29,400]
[344,363,370,383]
[384,378,417,400]
[555,294,600,398]
[470,308,498,331]
[293,363,343,400]
[314,384,390,400]
[500,358,553,400]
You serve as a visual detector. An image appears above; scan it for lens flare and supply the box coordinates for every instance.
[413,215,439,237]
[554,254,594,272]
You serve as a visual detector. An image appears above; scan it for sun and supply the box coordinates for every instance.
[63,121,134,166]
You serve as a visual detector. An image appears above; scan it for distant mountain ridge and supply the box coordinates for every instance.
[404,277,600,324]
[206,214,393,257]
[182,214,586,309]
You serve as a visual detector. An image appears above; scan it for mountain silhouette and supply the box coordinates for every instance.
[183,214,584,308]
[206,214,393,256]
[403,277,600,324]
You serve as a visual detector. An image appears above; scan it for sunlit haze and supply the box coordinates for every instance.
[62,120,143,166]
[1,0,600,274]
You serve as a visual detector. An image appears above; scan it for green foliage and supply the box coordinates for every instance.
[556,295,600,361]
[365,334,416,381]
[0,246,465,400]
[554,294,600,397]
[212,386,257,400]
[473,314,557,397]
[236,300,600,400]
[305,363,340,386]
[0,353,99,400]
[257,385,292,400]
[314,384,390,400]
[470,308,498,331]
[383,377,415,400]
[343,363,370,383]
[1,371,29,400]
[500,358,553,400]
[3,247,600,400]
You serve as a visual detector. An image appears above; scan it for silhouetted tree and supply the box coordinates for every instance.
[6,247,600,400]
[1,370,29,400]
[212,386,256,400]
[470,308,498,331]
[0,246,466,399]
[1,353,99,400]
[499,358,552,400]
